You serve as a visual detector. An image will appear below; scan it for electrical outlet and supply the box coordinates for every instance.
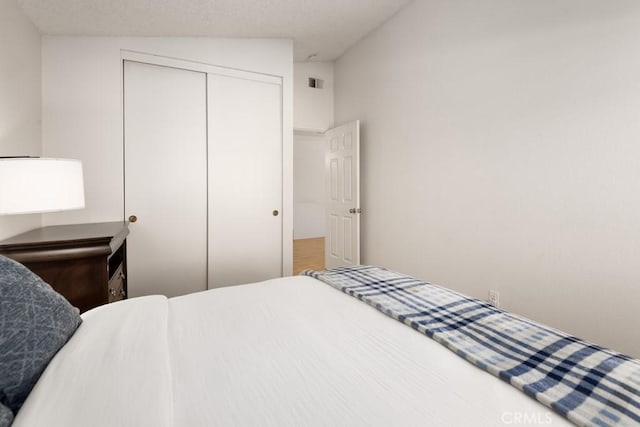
[488,290,500,308]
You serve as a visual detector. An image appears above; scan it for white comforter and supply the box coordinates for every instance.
[14,276,570,426]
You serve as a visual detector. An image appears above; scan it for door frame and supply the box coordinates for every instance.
[121,51,282,85]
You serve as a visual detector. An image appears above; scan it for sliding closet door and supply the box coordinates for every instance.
[208,73,282,288]
[124,61,207,297]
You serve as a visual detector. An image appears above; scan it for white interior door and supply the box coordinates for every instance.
[124,60,208,297]
[325,120,360,268]
[208,73,283,288]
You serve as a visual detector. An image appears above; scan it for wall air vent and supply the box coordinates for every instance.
[308,77,324,89]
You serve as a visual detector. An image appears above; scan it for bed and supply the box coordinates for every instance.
[1,258,638,426]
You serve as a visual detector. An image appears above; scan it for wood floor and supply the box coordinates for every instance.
[293,237,325,275]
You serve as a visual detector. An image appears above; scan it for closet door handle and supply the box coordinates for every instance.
[272,210,279,216]
[128,215,138,223]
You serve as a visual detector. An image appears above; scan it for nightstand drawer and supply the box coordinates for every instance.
[108,263,126,303]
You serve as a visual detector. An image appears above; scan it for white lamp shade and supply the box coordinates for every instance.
[0,158,85,215]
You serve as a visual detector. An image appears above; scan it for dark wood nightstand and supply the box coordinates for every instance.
[0,221,129,313]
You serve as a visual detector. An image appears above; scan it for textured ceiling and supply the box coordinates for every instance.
[18,0,412,61]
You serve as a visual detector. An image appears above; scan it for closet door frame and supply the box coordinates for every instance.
[122,51,282,86]
[121,50,288,287]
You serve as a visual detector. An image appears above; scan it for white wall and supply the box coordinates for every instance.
[292,61,335,239]
[0,0,42,240]
[335,0,640,357]
[293,133,325,239]
[41,37,294,275]
[294,62,334,132]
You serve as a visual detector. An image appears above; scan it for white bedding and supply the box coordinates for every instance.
[14,276,571,426]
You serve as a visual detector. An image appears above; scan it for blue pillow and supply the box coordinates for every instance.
[0,255,82,419]
[0,404,12,427]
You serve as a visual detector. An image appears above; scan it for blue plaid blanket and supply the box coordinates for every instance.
[304,265,640,427]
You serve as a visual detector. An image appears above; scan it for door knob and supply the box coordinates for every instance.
[272,210,279,216]
[349,208,362,214]
[128,215,138,223]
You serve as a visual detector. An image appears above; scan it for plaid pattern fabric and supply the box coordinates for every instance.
[304,265,640,427]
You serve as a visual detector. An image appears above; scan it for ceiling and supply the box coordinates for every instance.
[18,0,412,61]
